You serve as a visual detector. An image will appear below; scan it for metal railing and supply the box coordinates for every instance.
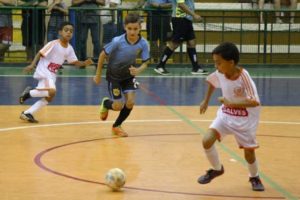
[0,6,299,64]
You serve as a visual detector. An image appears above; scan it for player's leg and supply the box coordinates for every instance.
[20,78,55,123]
[111,92,135,137]
[111,78,138,137]
[273,0,282,23]
[198,128,224,184]
[244,149,265,191]
[289,0,297,23]
[99,80,123,121]
[184,21,208,75]
[154,18,181,75]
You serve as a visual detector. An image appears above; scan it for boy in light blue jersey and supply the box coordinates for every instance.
[154,0,208,75]
[94,12,150,137]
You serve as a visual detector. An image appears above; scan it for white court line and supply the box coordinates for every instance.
[1,119,299,132]
[1,74,300,79]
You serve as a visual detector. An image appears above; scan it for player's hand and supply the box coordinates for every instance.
[218,96,230,105]
[129,66,139,76]
[84,58,93,67]
[200,100,208,114]
[93,76,101,85]
[193,14,203,22]
[23,64,35,73]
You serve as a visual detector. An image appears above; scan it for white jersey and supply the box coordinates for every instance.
[34,40,78,80]
[207,69,261,131]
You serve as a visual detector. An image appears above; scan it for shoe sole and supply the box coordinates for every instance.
[154,68,169,75]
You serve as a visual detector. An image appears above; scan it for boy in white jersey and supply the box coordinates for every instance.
[94,13,150,137]
[19,22,93,123]
[197,42,265,191]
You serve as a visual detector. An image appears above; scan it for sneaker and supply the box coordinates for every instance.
[112,126,128,137]
[20,111,38,123]
[249,176,265,191]
[154,67,170,75]
[191,68,209,75]
[99,97,109,121]
[19,86,32,104]
[197,165,224,184]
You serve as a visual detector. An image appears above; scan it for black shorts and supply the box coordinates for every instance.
[146,10,171,42]
[107,77,139,100]
[171,17,195,42]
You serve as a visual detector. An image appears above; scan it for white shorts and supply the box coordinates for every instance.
[35,77,56,90]
[209,117,259,149]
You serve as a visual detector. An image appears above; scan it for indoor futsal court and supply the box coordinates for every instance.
[0,65,299,200]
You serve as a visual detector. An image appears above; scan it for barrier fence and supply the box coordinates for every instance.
[0,6,299,64]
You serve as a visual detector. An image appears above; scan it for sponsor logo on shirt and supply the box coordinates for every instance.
[47,63,62,73]
[233,86,246,98]
[222,106,248,117]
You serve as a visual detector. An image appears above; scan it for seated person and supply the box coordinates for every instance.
[259,0,297,23]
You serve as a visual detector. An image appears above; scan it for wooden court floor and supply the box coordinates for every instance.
[0,105,299,200]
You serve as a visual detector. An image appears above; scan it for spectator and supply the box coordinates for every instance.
[153,0,208,75]
[136,0,172,63]
[0,0,14,61]
[72,0,105,62]
[100,0,120,47]
[47,0,68,41]
[20,0,48,61]
[259,0,297,23]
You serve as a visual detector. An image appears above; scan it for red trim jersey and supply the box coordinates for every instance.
[207,69,261,131]
[34,40,78,80]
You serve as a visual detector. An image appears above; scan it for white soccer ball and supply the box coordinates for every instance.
[105,168,126,191]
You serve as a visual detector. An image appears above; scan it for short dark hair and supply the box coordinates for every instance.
[212,42,240,64]
[124,12,141,25]
[58,22,74,31]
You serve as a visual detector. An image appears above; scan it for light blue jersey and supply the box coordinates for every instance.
[172,0,195,21]
[104,33,150,81]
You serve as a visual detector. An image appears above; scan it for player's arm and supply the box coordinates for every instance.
[71,58,93,68]
[93,50,107,85]
[178,2,202,21]
[218,97,260,108]
[23,52,41,73]
[129,60,149,76]
[200,82,215,114]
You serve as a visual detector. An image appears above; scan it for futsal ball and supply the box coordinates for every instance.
[105,168,126,191]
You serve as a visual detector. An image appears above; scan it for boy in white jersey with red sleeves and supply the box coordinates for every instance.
[19,22,93,123]
[197,42,265,191]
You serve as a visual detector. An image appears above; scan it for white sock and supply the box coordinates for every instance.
[30,90,49,98]
[205,145,222,170]
[24,98,48,114]
[248,160,259,177]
